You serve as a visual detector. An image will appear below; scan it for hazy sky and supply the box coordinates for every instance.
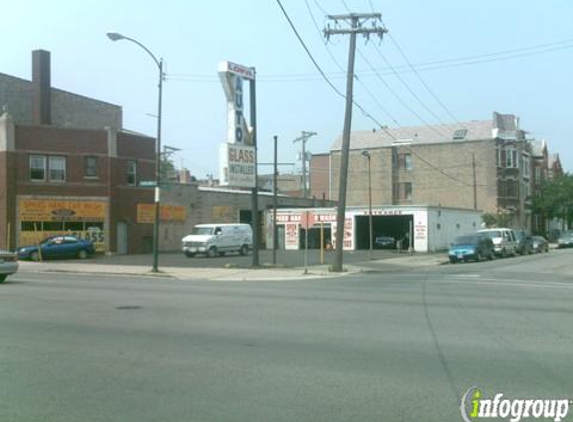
[3,0,573,177]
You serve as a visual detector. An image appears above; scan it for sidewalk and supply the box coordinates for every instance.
[17,252,447,281]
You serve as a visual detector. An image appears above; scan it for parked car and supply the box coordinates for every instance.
[514,230,534,255]
[0,250,19,282]
[448,233,495,263]
[531,236,549,253]
[557,231,573,248]
[373,235,395,249]
[182,224,253,257]
[477,228,518,257]
[18,235,95,261]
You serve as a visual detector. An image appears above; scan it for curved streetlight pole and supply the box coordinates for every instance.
[107,32,163,272]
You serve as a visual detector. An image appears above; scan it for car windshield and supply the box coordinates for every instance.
[191,227,214,235]
[481,230,501,239]
[453,236,479,245]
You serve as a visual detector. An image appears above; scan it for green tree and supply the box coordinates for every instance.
[531,173,573,228]
[481,212,497,228]
[160,154,177,182]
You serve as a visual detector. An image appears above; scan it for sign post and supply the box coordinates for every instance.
[300,211,314,274]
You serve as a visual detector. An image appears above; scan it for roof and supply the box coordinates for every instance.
[330,111,522,151]
[330,120,494,151]
[530,139,547,157]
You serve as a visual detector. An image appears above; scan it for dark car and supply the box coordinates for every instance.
[514,230,533,255]
[531,236,549,253]
[448,233,495,263]
[373,235,395,249]
[557,231,573,248]
[18,235,95,261]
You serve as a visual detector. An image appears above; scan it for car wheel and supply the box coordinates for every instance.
[185,251,195,258]
[30,251,40,262]
[449,258,456,264]
[0,274,7,283]
[239,245,249,256]
[77,249,88,259]
[207,247,217,258]
[488,250,495,260]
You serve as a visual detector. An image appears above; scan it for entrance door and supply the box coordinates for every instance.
[117,221,128,254]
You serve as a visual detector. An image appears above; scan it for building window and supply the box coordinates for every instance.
[452,129,468,140]
[506,148,517,168]
[48,156,66,182]
[85,156,98,178]
[522,154,530,178]
[30,155,47,181]
[404,182,412,199]
[534,167,541,183]
[127,160,137,186]
[399,153,412,170]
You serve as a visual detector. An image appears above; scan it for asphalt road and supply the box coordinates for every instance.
[2,249,573,421]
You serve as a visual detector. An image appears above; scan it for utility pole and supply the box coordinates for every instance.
[472,153,477,210]
[292,131,317,198]
[273,135,278,265]
[324,13,387,272]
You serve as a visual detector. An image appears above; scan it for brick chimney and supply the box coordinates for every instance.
[32,50,51,125]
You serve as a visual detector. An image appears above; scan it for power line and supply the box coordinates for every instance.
[357,47,449,139]
[370,42,453,135]
[304,0,401,131]
[275,0,391,133]
[387,32,465,127]
[166,37,573,82]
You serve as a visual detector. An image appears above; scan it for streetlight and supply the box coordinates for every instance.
[362,150,373,260]
[107,32,163,273]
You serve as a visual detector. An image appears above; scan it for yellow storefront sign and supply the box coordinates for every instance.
[137,204,187,224]
[19,199,106,221]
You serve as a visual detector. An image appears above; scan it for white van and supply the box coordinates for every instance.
[182,224,252,258]
[477,228,518,257]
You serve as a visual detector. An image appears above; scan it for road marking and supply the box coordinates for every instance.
[435,277,573,290]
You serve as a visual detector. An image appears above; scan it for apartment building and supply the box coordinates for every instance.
[310,112,562,231]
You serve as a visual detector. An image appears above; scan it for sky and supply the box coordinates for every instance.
[3,0,573,177]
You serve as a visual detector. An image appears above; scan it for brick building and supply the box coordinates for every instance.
[310,112,562,232]
[0,50,156,253]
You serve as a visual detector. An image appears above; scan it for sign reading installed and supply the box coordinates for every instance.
[218,60,255,187]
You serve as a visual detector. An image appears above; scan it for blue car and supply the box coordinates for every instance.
[448,234,495,263]
[18,235,95,261]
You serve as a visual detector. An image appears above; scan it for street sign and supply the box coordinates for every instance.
[139,181,157,187]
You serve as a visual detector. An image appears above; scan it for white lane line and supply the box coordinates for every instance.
[435,277,573,290]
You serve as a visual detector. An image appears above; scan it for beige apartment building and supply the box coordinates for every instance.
[310,112,562,232]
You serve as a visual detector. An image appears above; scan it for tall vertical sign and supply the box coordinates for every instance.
[219,61,256,187]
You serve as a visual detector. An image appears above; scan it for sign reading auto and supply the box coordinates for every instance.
[219,61,256,188]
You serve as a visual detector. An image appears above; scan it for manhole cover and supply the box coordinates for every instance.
[115,305,142,310]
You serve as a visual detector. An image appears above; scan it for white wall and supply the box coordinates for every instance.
[428,208,483,252]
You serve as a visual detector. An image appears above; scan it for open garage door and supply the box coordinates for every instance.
[355,214,413,249]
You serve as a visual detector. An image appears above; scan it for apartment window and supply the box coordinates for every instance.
[85,156,98,178]
[49,156,66,182]
[399,153,412,170]
[127,160,137,186]
[404,182,412,199]
[534,167,541,183]
[506,148,517,168]
[394,182,412,201]
[522,155,530,178]
[30,155,47,181]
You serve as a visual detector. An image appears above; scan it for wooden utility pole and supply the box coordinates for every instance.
[292,131,317,198]
[324,13,387,272]
[472,153,477,210]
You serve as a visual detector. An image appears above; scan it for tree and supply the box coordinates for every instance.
[531,173,573,229]
[481,213,497,228]
[160,153,177,182]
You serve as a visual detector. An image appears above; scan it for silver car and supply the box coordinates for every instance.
[0,250,19,283]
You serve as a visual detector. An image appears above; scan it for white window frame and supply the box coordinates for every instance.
[29,154,47,181]
[48,156,66,182]
[85,156,98,178]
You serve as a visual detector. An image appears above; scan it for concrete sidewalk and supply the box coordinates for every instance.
[17,252,447,281]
